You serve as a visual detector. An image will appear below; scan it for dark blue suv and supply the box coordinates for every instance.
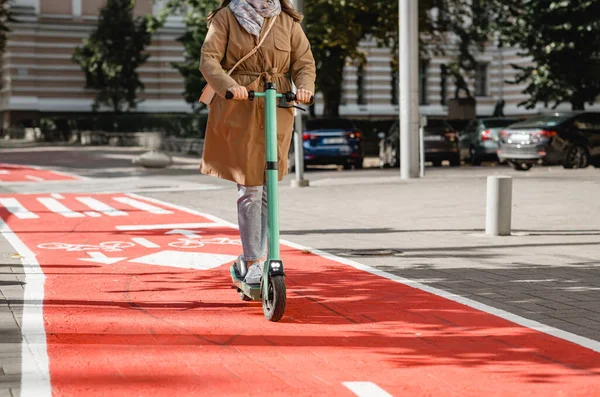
[297,118,364,170]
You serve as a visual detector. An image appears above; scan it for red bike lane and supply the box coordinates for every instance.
[0,163,81,182]
[0,193,598,397]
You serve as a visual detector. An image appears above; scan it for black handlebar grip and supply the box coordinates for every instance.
[248,91,255,101]
[284,92,296,102]
[225,91,234,100]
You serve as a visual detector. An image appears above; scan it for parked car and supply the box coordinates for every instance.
[458,117,523,165]
[291,118,364,170]
[497,112,600,171]
[378,118,460,167]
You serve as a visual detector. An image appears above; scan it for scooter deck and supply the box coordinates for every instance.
[230,265,261,301]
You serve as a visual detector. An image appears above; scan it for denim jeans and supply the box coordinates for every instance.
[237,184,268,261]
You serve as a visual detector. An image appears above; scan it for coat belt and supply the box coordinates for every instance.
[231,70,287,83]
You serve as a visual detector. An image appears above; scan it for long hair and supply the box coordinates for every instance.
[207,0,303,24]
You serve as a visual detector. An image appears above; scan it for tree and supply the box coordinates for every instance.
[499,0,600,110]
[304,1,381,117]
[0,0,14,55]
[372,0,505,100]
[150,0,382,116]
[151,0,493,116]
[73,0,152,113]
[148,0,219,111]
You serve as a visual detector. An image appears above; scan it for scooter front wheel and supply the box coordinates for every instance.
[262,275,286,322]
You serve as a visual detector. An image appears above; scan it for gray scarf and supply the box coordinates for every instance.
[229,0,281,37]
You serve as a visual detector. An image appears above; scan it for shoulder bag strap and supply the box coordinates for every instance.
[226,15,278,76]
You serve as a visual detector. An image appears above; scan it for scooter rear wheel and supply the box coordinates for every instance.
[262,275,286,322]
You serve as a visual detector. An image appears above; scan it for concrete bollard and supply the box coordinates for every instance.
[132,151,173,169]
[486,176,512,236]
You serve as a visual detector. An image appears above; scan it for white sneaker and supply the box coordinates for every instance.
[244,262,263,285]
[234,255,248,278]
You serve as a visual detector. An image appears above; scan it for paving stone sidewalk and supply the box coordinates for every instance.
[0,238,23,397]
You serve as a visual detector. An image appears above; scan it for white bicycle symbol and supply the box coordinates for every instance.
[37,241,135,252]
[168,237,241,249]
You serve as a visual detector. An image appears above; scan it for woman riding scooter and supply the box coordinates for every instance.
[199,0,316,283]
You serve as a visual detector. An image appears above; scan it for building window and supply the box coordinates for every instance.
[440,64,448,105]
[357,63,366,105]
[419,59,429,105]
[341,72,347,105]
[475,62,488,97]
[391,62,398,105]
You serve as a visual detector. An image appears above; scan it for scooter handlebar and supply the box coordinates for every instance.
[225,90,313,104]
[225,90,255,101]
[283,92,314,104]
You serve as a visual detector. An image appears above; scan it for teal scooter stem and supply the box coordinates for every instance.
[226,82,311,322]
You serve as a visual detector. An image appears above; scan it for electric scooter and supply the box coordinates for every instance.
[225,82,311,322]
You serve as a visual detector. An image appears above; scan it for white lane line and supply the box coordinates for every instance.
[0,219,52,397]
[25,175,45,182]
[343,382,393,397]
[116,222,227,231]
[76,197,127,217]
[16,164,88,181]
[129,193,600,353]
[50,193,64,199]
[283,240,600,353]
[37,198,84,218]
[127,193,237,227]
[0,170,9,174]
[112,197,173,215]
[84,211,101,218]
[0,198,39,219]
[131,237,160,248]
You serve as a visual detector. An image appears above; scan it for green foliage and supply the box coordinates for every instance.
[73,0,152,113]
[499,0,600,110]
[149,0,219,111]
[371,0,492,99]
[304,1,379,117]
[149,1,506,115]
[0,0,14,55]
[24,113,208,139]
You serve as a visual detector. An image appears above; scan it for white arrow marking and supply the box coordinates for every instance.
[165,229,203,238]
[76,197,127,217]
[343,382,393,397]
[0,198,39,219]
[113,197,173,215]
[38,197,84,218]
[84,211,102,217]
[131,237,160,248]
[116,223,226,231]
[78,252,127,265]
[129,250,236,270]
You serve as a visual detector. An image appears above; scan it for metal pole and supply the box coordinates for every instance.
[291,0,309,188]
[499,43,504,101]
[399,0,420,179]
[486,176,512,236]
[419,116,426,178]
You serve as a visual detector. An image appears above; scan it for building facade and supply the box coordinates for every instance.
[331,38,599,119]
[1,0,188,128]
[2,1,596,128]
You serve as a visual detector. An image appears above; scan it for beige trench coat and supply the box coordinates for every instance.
[199,7,316,186]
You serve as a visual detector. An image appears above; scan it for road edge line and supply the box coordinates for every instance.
[25,164,89,181]
[128,193,600,353]
[0,221,52,397]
